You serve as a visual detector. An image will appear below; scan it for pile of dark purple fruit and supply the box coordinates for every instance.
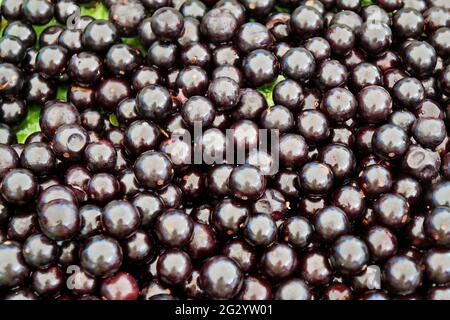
[0,0,450,301]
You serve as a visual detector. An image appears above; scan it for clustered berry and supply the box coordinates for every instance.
[0,0,449,301]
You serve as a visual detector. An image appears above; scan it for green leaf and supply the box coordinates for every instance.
[122,37,146,55]
[274,5,290,13]
[57,86,68,100]
[33,18,60,40]
[0,17,7,34]
[257,75,286,108]
[109,114,119,127]
[81,2,110,20]
[362,0,374,6]
[15,106,41,144]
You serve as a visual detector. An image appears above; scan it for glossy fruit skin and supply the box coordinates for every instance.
[412,118,446,149]
[199,256,243,299]
[208,77,240,111]
[136,84,172,123]
[80,235,123,278]
[1,0,24,20]
[68,52,103,85]
[291,5,324,37]
[431,27,450,58]
[358,85,393,123]
[158,184,183,209]
[40,101,80,139]
[359,22,392,55]
[84,140,116,173]
[359,164,392,198]
[299,161,334,195]
[384,255,422,296]
[392,176,422,206]
[4,289,38,301]
[176,66,209,97]
[365,226,397,261]
[374,193,410,229]
[297,110,330,144]
[20,142,55,175]
[393,77,426,110]
[187,222,217,260]
[274,278,312,300]
[38,199,80,241]
[52,124,89,162]
[319,144,355,180]
[109,1,145,37]
[404,41,437,77]
[316,59,348,89]
[323,283,353,300]
[0,124,15,145]
[102,200,140,239]
[332,235,369,275]
[261,104,294,132]
[87,173,121,205]
[96,78,131,111]
[243,213,277,246]
[266,13,289,41]
[32,266,64,297]
[238,276,272,300]
[300,251,333,286]
[351,63,382,90]
[272,79,303,111]
[423,249,450,285]
[39,25,65,48]
[261,243,297,279]
[314,206,350,242]
[132,191,164,227]
[134,151,174,190]
[243,49,279,87]
[0,144,18,179]
[200,8,238,43]
[281,47,315,83]
[0,169,38,205]
[54,0,78,24]
[7,212,38,242]
[22,0,54,25]
[279,134,308,169]
[402,145,441,182]
[425,206,450,247]
[321,87,356,123]
[222,239,256,273]
[393,8,425,39]
[0,98,27,126]
[229,165,266,201]
[0,242,30,288]
[207,165,233,198]
[151,7,184,41]
[304,36,331,62]
[388,110,416,133]
[0,35,26,64]
[125,120,160,156]
[100,272,139,300]
[0,63,24,96]
[236,22,273,54]
[372,124,410,160]
[82,20,119,53]
[2,0,450,302]
[212,198,249,237]
[325,23,355,56]
[155,209,194,247]
[212,64,243,86]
